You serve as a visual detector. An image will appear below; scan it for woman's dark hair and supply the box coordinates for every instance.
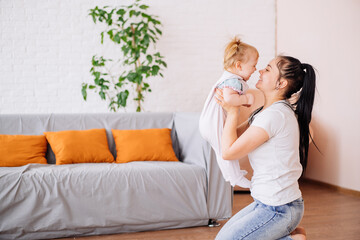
[276,56,316,173]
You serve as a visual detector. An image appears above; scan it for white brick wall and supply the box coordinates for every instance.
[0,0,275,113]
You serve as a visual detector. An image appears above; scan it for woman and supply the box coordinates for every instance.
[215,56,316,240]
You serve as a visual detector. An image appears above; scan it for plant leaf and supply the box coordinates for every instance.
[151,65,160,75]
[94,71,100,79]
[117,90,129,107]
[99,91,106,100]
[146,55,153,63]
[114,33,121,43]
[154,27,162,35]
[126,72,138,82]
[139,5,149,10]
[81,84,87,100]
[116,9,126,15]
[107,29,114,39]
[138,65,151,73]
[129,9,135,17]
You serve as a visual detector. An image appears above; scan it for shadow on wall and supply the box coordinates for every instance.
[306,117,340,184]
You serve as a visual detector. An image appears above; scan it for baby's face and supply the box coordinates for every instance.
[240,55,258,81]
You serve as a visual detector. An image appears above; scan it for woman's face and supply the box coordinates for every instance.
[256,58,280,92]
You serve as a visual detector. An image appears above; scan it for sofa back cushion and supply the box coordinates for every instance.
[0,134,47,167]
[112,128,179,163]
[44,129,114,165]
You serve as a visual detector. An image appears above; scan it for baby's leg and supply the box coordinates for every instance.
[242,93,254,107]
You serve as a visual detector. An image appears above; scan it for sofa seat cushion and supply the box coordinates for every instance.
[0,162,208,238]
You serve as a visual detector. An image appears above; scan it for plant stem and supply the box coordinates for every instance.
[131,24,142,111]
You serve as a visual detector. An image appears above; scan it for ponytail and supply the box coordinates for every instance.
[276,56,317,173]
[296,63,316,172]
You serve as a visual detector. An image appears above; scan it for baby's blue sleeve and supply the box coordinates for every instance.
[217,78,244,93]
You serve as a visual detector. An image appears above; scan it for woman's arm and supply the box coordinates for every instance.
[236,119,249,137]
[215,89,269,162]
[222,109,269,161]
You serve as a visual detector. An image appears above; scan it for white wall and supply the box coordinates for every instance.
[277,0,360,191]
[0,0,275,113]
[2,0,359,192]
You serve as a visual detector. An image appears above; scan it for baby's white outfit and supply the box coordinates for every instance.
[199,71,251,188]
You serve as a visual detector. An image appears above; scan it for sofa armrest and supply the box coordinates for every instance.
[173,112,232,220]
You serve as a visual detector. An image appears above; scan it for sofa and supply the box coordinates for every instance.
[0,112,232,240]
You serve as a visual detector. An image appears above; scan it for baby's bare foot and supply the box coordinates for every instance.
[245,93,254,106]
[246,93,255,105]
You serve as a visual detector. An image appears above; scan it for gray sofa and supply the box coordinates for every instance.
[0,112,232,240]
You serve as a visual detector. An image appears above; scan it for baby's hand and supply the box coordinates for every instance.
[243,93,254,107]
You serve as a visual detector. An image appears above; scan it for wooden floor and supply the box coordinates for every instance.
[60,180,360,240]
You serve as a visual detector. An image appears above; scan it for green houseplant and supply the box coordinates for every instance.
[82,0,167,112]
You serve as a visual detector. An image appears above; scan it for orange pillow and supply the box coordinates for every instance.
[0,134,47,167]
[112,128,179,163]
[44,129,114,165]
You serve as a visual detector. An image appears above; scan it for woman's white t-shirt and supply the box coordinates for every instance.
[248,101,302,206]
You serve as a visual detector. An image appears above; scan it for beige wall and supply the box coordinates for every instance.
[277,0,360,191]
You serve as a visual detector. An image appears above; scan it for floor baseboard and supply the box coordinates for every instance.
[301,178,360,197]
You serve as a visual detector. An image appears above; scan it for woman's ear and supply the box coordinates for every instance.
[279,79,288,89]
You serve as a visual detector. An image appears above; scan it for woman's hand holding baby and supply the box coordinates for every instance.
[214,89,239,113]
[215,89,254,110]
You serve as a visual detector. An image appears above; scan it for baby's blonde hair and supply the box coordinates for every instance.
[224,37,259,69]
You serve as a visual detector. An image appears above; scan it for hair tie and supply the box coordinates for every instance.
[301,63,307,72]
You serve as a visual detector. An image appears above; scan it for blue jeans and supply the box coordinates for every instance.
[215,197,304,240]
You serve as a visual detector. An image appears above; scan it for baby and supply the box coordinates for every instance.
[199,37,258,188]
